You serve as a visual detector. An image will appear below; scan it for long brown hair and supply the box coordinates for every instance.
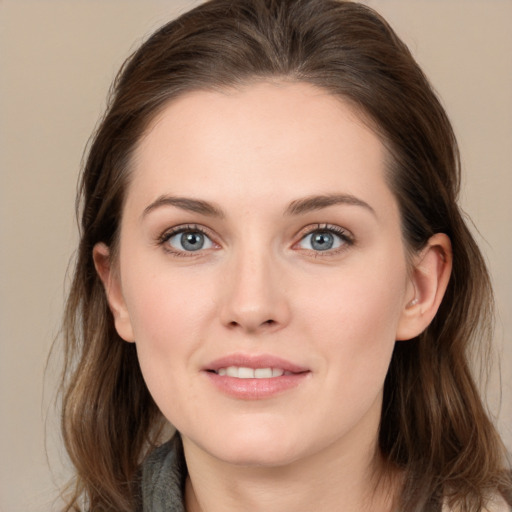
[60,0,512,510]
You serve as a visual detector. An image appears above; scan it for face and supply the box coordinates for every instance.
[103,82,418,468]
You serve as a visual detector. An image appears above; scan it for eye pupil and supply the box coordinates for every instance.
[311,231,334,251]
[181,232,204,251]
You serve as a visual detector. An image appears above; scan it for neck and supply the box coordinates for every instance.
[182,401,398,512]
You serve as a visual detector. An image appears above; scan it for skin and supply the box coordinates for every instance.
[94,81,451,512]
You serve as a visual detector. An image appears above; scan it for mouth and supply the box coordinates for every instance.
[203,354,310,399]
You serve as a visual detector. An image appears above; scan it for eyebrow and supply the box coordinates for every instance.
[285,194,376,216]
[141,192,375,220]
[142,195,224,219]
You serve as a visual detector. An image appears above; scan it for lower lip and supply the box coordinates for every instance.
[204,371,309,400]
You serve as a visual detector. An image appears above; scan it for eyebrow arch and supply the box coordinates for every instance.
[285,194,376,216]
[142,195,224,219]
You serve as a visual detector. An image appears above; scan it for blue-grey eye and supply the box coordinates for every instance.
[167,231,213,252]
[299,230,344,251]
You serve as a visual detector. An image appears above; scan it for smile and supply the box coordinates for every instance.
[214,367,291,378]
[204,355,310,399]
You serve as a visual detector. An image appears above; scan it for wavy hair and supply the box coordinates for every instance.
[60,0,512,510]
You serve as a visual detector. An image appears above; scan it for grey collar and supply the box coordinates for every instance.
[141,435,186,512]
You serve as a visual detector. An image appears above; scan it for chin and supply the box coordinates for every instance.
[215,445,303,468]
[191,424,306,468]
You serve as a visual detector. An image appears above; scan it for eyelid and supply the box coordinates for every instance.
[156,224,219,255]
[292,223,355,254]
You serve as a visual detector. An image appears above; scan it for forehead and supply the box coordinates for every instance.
[127,81,396,219]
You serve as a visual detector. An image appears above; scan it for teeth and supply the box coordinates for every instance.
[238,367,254,379]
[216,366,286,378]
[226,366,239,377]
[254,368,272,378]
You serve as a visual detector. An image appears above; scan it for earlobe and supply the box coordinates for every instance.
[396,233,452,341]
[92,242,135,343]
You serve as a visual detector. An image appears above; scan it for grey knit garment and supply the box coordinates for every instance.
[141,436,186,512]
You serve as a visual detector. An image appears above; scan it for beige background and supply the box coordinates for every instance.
[0,1,511,510]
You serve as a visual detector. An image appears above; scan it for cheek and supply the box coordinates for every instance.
[124,270,211,351]
[119,251,215,377]
[121,268,215,424]
[302,253,407,387]
[305,251,406,337]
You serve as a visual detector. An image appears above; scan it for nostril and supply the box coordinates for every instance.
[224,317,279,330]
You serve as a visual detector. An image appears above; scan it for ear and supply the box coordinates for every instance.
[396,233,452,341]
[93,242,135,342]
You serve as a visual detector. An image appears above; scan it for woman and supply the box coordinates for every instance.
[60,0,512,510]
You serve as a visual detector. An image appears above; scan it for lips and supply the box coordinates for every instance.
[203,354,310,399]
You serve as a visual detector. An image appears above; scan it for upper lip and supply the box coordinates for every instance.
[204,354,309,374]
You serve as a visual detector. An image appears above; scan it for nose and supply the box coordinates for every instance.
[219,246,291,334]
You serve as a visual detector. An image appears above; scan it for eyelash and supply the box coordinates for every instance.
[156,223,354,257]
[157,224,216,257]
[294,224,355,256]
